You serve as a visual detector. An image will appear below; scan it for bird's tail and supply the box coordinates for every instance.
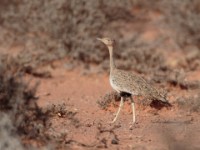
[159,97,168,103]
[153,91,171,106]
[157,96,172,107]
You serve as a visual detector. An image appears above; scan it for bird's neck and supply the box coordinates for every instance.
[108,45,116,72]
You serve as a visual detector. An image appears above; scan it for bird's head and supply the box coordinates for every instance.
[97,37,115,47]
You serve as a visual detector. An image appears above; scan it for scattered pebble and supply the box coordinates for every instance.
[111,138,119,144]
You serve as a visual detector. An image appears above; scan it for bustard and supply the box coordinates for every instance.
[97,37,168,124]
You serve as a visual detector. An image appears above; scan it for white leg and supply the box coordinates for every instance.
[111,97,124,123]
[130,96,136,123]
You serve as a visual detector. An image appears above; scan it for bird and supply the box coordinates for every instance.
[97,37,169,124]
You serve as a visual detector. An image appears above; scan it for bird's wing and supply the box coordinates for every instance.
[111,69,167,102]
[110,69,141,95]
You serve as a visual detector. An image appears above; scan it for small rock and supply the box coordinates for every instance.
[57,112,62,117]
[111,138,119,144]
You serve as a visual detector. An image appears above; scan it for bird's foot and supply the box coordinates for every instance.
[109,118,117,124]
[129,121,139,130]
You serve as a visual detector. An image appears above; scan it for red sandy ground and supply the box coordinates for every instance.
[30,59,200,150]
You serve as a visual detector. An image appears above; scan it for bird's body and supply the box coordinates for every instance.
[97,37,168,124]
[110,68,167,102]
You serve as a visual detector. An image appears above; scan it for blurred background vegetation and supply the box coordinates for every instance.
[0,0,199,72]
[0,0,200,149]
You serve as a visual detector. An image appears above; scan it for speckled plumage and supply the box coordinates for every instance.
[110,68,167,102]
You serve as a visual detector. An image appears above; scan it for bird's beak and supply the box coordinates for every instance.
[96,38,102,41]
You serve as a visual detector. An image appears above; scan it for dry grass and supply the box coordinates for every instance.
[0,56,80,149]
[97,91,120,110]
[0,0,199,73]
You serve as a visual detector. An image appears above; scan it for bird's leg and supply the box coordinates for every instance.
[130,96,136,124]
[111,97,124,123]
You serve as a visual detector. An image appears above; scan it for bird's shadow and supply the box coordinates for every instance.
[150,100,172,110]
